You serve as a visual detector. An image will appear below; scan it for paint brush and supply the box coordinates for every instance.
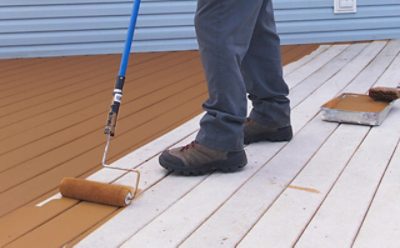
[368,86,400,102]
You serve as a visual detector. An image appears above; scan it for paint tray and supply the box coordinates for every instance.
[321,93,393,126]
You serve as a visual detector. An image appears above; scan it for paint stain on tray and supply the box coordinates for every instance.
[324,94,389,113]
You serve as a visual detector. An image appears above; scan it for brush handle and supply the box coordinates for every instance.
[369,86,400,102]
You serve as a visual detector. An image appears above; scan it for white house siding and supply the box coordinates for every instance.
[0,0,399,58]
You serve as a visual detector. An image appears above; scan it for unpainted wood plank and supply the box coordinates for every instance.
[178,41,386,248]
[235,40,400,248]
[28,44,322,248]
[119,43,372,246]
[289,43,367,106]
[344,40,400,93]
[352,138,400,248]
[0,44,318,246]
[238,126,369,248]
[85,43,368,247]
[122,118,337,248]
[284,45,330,76]
[295,52,400,248]
[285,44,349,88]
[291,41,386,132]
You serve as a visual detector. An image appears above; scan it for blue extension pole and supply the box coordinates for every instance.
[119,0,142,77]
[104,0,142,136]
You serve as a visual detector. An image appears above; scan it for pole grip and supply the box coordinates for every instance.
[104,76,125,136]
[104,0,141,136]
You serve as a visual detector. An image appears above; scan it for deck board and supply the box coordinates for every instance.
[77,43,371,247]
[353,142,400,248]
[295,45,400,248]
[234,40,400,248]
[75,40,400,248]
[0,44,319,247]
[119,41,386,248]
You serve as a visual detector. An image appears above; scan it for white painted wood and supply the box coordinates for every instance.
[110,114,203,170]
[285,44,349,88]
[344,40,400,94]
[42,42,328,207]
[295,54,400,248]
[351,47,400,247]
[283,45,331,75]
[119,43,378,248]
[78,42,394,248]
[236,40,400,248]
[291,41,386,132]
[237,125,370,248]
[182,41,393,248]
[78,43,348,247]
[289,43,366,107]
[353,137,400,248]
[120,107,337,248]
[177,118,337,248]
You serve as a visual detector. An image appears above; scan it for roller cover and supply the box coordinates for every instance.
[60,177,134,207]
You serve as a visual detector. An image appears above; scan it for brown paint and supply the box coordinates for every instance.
[0,83,207,216]
[288,185,321,194]
[323,94,389,113]
[0,45,317,247]
[0,53,195,139]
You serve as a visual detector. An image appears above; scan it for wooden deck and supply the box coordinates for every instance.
[70,40,400,248]
[0,45,318,247]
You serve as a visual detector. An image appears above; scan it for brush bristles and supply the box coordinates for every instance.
[369,87,400,102]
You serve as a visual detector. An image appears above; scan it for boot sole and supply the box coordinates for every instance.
[159,151,248,176]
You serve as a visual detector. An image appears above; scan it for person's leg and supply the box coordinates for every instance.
[241,0,291,129]
[158,0,264,175]
[194,0,264,152]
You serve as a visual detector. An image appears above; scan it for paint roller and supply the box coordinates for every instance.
[59,0,142,207]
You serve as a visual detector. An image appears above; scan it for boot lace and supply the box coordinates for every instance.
[180,141,196,152]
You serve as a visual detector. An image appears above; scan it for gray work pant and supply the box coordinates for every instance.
[195,0,291,151]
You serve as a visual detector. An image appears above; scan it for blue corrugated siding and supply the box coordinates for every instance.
[0,0,399,58]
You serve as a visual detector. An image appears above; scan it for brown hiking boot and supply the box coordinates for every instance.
[159,141,247,176]
[244,118,293,145]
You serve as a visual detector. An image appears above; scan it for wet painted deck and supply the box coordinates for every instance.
[72,40,400,248]
[0,45,318,247]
